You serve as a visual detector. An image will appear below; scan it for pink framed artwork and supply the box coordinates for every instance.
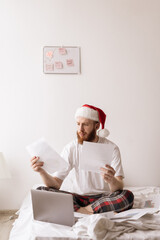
[43,46,80,74]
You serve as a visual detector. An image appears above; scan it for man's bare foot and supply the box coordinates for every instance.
[77,205,93,215]
[85,204,94,213]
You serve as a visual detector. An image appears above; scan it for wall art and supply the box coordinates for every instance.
[43,46,80,74]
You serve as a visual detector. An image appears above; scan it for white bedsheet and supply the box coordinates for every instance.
[9,186,160,240]
[73,211,160,240]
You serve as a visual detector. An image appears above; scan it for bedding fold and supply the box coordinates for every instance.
[73,212,160,240]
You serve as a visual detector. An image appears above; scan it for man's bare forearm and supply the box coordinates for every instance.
[40,170,63,189]
[109,176,124,193]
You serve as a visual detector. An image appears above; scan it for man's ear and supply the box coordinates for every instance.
[95,122,100,130]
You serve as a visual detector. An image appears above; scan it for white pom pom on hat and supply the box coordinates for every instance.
[97,128,110,138]
[75,104,110,138]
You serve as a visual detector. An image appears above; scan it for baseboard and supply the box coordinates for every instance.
[0,209,18,215]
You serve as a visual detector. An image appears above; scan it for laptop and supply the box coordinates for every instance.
[31,189,75,226]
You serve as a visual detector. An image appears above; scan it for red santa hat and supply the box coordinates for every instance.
[75,104,110,137]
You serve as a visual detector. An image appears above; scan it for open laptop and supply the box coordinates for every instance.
[31,189,75,226]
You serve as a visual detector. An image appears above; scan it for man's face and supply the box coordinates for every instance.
[76,116,99,144]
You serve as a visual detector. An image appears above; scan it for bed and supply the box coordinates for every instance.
[9,185,160,240]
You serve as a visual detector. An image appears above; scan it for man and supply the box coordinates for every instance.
[31,104,134,214]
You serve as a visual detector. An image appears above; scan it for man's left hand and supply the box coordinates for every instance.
[100,164,116,184]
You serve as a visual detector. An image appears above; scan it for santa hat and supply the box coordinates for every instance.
[75,104,110,137]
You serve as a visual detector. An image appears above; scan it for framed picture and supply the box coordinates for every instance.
[43,46,80,74]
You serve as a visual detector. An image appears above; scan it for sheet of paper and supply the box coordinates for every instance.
[74,211,115,219]
[110,208,159,222]
[142,195,160,209]
[80,141,114,172]
[26,138,68,173]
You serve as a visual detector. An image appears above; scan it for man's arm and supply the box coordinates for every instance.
[100,164,124,192]
[108,176,124,192]
[31,156,63,189]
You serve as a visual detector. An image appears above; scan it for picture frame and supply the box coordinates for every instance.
[43,46,80,74]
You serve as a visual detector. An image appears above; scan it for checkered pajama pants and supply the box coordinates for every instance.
[37,186,134,213]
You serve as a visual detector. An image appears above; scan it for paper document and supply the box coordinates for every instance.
[80,141,114,172]
[142,195,160,209]
[74,211,115,219]
[111,208,159,222]
[26,138,68,173]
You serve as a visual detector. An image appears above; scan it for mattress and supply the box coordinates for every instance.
[9,186,160,240]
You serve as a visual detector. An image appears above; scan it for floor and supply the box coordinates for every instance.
[0,210,18,240]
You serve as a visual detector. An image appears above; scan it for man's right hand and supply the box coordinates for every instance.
[30,156,44,172]
[30,156,63,189]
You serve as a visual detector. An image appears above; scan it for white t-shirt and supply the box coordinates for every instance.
[53,137,124,195]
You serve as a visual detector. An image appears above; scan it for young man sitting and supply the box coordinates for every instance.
[31,104,134,214]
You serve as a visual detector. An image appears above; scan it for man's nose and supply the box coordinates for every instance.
[79,124,84,131]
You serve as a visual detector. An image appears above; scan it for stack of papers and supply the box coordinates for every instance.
[111,208,159,222]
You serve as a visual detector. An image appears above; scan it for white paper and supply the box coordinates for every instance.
[74,211,115,220]
[26,138,68,173]
[142,195,160,209]
[80,141,114,172]
[110,208,159,222]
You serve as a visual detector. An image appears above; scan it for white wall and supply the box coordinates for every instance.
[0,0,160,210]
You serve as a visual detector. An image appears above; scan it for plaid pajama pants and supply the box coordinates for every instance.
[37,186,134,213]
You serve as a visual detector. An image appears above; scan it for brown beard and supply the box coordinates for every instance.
[77,128,97,144]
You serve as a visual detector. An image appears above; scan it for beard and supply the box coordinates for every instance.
[77,128,97,144]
